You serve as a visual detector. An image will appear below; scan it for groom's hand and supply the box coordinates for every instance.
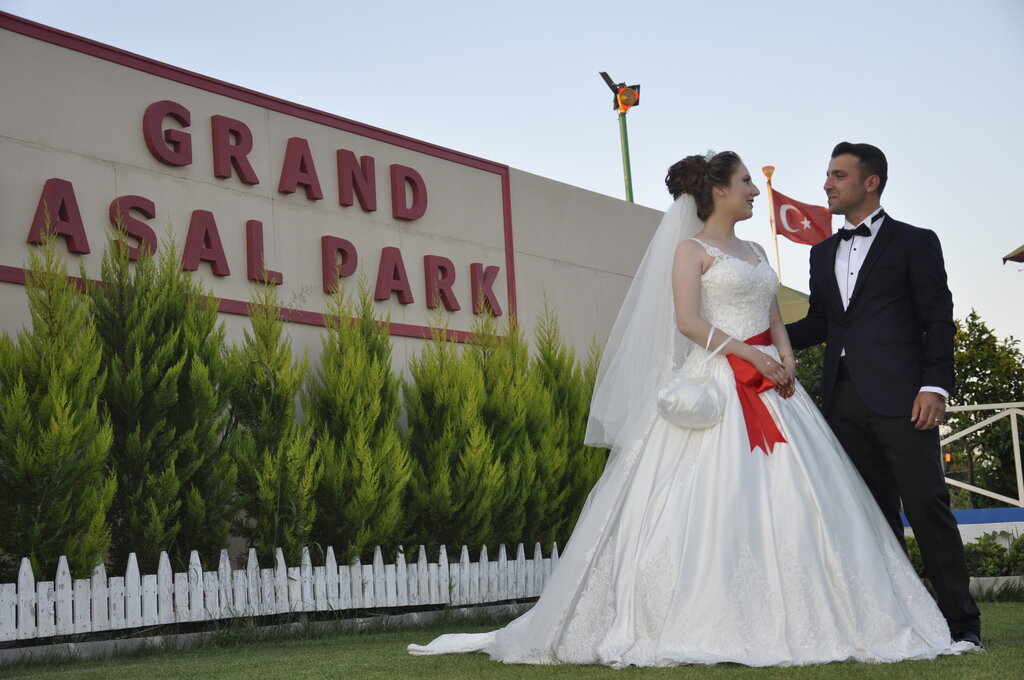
[911,392,946,431]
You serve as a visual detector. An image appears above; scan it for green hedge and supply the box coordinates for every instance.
[305,281,411,563]
[230,280,321,566]
[907,532,1024,578]
[9,239,1024,584]
[90,231,238,572]
[0,240,115,581]
[0,239,608,576]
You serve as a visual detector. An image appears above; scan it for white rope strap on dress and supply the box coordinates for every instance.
[702,326,732,366]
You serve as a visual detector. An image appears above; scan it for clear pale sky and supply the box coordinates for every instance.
[3,0,1022,343]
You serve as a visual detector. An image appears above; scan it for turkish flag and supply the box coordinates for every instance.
[771,188,832,245]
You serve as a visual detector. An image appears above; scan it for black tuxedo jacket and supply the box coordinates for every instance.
[786,214,955,417]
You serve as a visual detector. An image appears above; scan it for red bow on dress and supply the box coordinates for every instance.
[725,329,787,455]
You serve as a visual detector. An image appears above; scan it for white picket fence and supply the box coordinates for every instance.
[0,542,558,644]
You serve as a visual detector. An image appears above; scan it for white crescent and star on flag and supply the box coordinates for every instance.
[778,204,813,233]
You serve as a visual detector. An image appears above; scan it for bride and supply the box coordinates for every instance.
[408,152,969,667]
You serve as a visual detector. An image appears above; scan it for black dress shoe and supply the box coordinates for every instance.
[954,632,986,653]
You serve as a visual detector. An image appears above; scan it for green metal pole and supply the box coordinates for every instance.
[618,111,634,203]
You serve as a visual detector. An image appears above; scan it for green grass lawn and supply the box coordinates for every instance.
[1,603,1020,680]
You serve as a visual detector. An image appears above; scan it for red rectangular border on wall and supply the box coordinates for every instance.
[0,11,517,343]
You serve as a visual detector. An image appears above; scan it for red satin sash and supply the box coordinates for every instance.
[725,329,786,455]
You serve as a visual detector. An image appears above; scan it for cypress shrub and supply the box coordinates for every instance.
[91,231,237,570]
[0,239,116,580]
[230,282,322,565]
[404,321,504,552]
[89,232,185,572]
[229,281,309,460]
[532,302,607,546]
[305,281,411,562]
[466,313,538,547]
[159,247,238,569]
[519,383,567,549]
[234,425,324,566]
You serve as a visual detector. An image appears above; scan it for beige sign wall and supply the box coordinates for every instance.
[0,14,659,374]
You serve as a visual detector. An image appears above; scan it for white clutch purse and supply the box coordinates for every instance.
[657,328,730,430]
[657,375,724,429]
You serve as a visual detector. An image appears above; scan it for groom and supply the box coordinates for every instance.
[786,142,982,648]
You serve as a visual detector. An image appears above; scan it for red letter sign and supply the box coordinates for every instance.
[142,100,192,166]
[374,247,414,304]
[181,210,231,276]
[338,149,377,212]
[246,220,283,284]
[109,195,157,259]
[28,178,91,254]
[278,137,324,200]
[321,236,358,293]
[212,115,259,185]
[423,255,460,311]
[470,263,502,316]
[390,164,427,221]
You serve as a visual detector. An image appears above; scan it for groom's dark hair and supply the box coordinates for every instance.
[832,142,888,196]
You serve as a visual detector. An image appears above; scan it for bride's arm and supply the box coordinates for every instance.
[672,241,789,387]
[768,297,797,398]
[749,241,796,397]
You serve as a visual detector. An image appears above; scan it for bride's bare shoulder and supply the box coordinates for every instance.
[675,238,714,275]
[676,238,708,256]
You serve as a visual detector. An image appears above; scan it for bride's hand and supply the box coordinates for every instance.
[756,354,790,390]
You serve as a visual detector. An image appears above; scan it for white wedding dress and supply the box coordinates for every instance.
[409,238,964,667]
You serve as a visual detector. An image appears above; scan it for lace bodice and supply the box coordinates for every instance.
[690,238,780,341]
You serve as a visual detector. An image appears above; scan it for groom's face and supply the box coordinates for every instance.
[824,154,871,216]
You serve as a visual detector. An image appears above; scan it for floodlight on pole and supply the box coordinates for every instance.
[599,71,640,202]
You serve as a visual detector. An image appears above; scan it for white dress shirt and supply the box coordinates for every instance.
[834,206,884,310]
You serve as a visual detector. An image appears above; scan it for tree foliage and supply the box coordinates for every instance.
[0,239,115,580]
[92,231,237,569]
[305,281,411,562]
[794,343,826,410]
[946,310,1024,507]
[404,322,503,552]
[467,313,538,546]
[0,232,616,567]
[532,302,607,547]
[90,232,186,571]
[230,281,322,565]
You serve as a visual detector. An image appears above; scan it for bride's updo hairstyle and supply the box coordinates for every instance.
[665,151,742,222]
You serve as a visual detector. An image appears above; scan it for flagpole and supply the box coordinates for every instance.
[618,111,634,203]
[762,165,782,280]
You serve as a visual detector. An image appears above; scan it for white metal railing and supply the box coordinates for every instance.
[942,401,1024,507]
[0,542,557,644]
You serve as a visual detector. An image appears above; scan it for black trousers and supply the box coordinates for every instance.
[827,365,980,638]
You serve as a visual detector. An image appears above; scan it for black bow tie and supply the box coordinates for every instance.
[838,211,885,241]
[838,223,871,241]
